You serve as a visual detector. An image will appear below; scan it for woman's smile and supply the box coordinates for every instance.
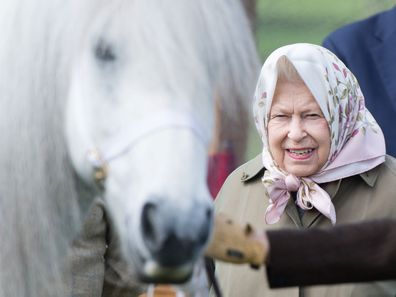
[286,148,316,160]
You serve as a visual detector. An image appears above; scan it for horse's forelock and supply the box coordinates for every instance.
[91,0,259,109]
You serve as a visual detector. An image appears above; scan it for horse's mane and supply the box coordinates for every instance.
[0,0,258,296]
[0,1,83,295]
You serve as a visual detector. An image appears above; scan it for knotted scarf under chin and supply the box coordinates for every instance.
[262,170,336,225]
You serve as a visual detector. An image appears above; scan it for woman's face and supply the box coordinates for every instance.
[268,80,330,177]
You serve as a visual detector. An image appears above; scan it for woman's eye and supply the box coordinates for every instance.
[270,114,289,120]
[94,39,117,63]
[305,113,321,119]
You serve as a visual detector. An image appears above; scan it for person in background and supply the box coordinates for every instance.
[323,6,396,156]
[212,43,396,297]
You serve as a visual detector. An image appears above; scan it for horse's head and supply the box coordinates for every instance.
[0,0,258,295]
[65,2,219,283]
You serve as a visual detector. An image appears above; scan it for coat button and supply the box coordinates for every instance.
[241,172,249,181]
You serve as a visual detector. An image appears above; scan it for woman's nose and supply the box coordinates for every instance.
[287,117,307,141]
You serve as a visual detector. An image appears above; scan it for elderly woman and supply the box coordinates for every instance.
[213,43,396,296]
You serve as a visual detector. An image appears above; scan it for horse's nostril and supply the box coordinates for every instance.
[141,202,158,250]
[140,198,213,267]
[206,207,213,221]
[159,233,195,267]
[198,208,212,243]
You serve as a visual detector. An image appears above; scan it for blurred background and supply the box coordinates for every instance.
[246,0,396,160]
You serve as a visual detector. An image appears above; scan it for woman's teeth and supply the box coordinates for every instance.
[288,149,313,155]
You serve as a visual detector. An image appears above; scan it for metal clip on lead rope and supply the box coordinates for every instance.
[86,148,108,189]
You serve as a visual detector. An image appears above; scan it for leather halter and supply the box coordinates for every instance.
[83,109,210,188]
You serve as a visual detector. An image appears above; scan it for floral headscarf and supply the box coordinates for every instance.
[253,43,386,225]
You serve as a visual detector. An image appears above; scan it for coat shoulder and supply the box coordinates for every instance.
[358,155,396,188]
[325,9,383,43]
[214,154,265,212]
[221,154,264,187]
[382,155,396,176]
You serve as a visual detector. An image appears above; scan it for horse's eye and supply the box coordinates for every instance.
[94,39,116,62]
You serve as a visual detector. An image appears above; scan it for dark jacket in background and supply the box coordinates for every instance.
[323,6,396,156]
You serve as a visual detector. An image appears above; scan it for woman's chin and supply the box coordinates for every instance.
[283,162,319,177]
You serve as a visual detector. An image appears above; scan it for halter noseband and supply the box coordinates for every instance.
[84,109,210,188]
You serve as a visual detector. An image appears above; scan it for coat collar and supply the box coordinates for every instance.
[240,154,382,227]
[359,163,381,187]
[239,154,265,182]
[239,154,381,187]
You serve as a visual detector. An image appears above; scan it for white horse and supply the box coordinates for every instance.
[0,0,259,296]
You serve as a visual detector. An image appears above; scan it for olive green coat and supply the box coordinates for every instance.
[213,154,396,297]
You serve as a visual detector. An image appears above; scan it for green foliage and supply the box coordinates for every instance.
[255,0,395,60]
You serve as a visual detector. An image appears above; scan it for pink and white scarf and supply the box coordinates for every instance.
[253,43,386,225]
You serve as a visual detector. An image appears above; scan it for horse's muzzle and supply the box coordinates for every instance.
[138,196,212,283]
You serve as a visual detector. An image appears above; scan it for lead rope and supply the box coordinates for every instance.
[204,257,222,297]
[146,284,155,297]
